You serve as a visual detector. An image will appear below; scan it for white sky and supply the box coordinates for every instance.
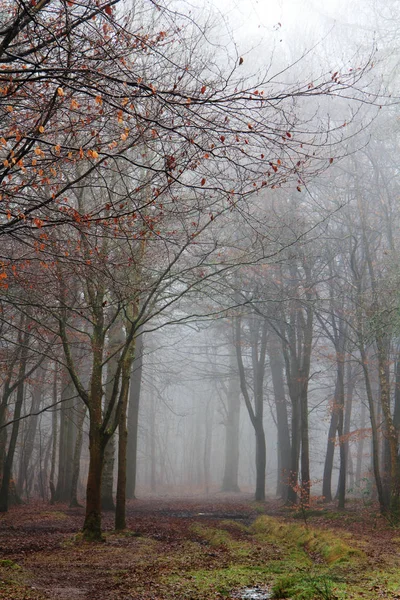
[192,0,375,74]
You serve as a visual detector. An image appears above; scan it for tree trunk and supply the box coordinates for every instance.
[115,409,128,530]
[299,302,313,508]
[203,398,214,495]
[287,396,300,505]
[115,339,136,530]
[82,420,104,540]
[360,345,387,513]
[0,361,27,511]
[221,346,241,492]
[235,316,268,502]
[338,362,354,509]
[101,437,115,510]
[376,333,400,515]
[70,404,86,507]
[322,409,339,503]
[55,375,75,502]
[17,370,44,498]
[126,330,143,499]
[300,382,310,507]
[254,423,266,501]
[0,324,30,512]
[268,336,290,501]
[322,359,345,503]
[49,368,58,505]
[149,386,157,493]
[355,399,366,489]
[357,190,399,516]
[101,322,124,510]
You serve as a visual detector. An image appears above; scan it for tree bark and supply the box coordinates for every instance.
[0,331,29,512]
[235,315,268,502]
[101,320,125,510]
[254,423,266,501]
[55,374,75,502]
[322,359,345,503]
[69,403,87,507]
[268,335,290,501]
[17,370,44,498]
[337,362,354,509]
[82,419,104,540]
[49,368,58,505]
[126,330,143,499]
[221,345,241,493]
[115,337,136,530]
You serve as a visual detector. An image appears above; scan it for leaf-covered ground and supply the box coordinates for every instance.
[0,495,399,599]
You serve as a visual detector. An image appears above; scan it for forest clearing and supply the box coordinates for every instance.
[0,495,399,600]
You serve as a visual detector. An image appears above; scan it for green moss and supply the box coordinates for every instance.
[0,559,19,569]
[251,516,364,565]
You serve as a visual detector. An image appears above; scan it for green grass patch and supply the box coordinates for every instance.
[166,565,273,598]
[190,523,234,547]
[271,571,346,600]
[0,559,19,569]
[0,560,45,600]
[190,522,252,558]
[161,519,364,598]
[251,515,364,565]
[39,510,68,521]
[160,517,372,599]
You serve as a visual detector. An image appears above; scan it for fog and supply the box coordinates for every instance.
[1,0,400,534]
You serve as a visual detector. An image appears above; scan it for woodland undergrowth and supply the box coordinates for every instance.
[0,498,399,599]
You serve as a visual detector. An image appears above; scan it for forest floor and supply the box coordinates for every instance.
[0,494,399,599]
